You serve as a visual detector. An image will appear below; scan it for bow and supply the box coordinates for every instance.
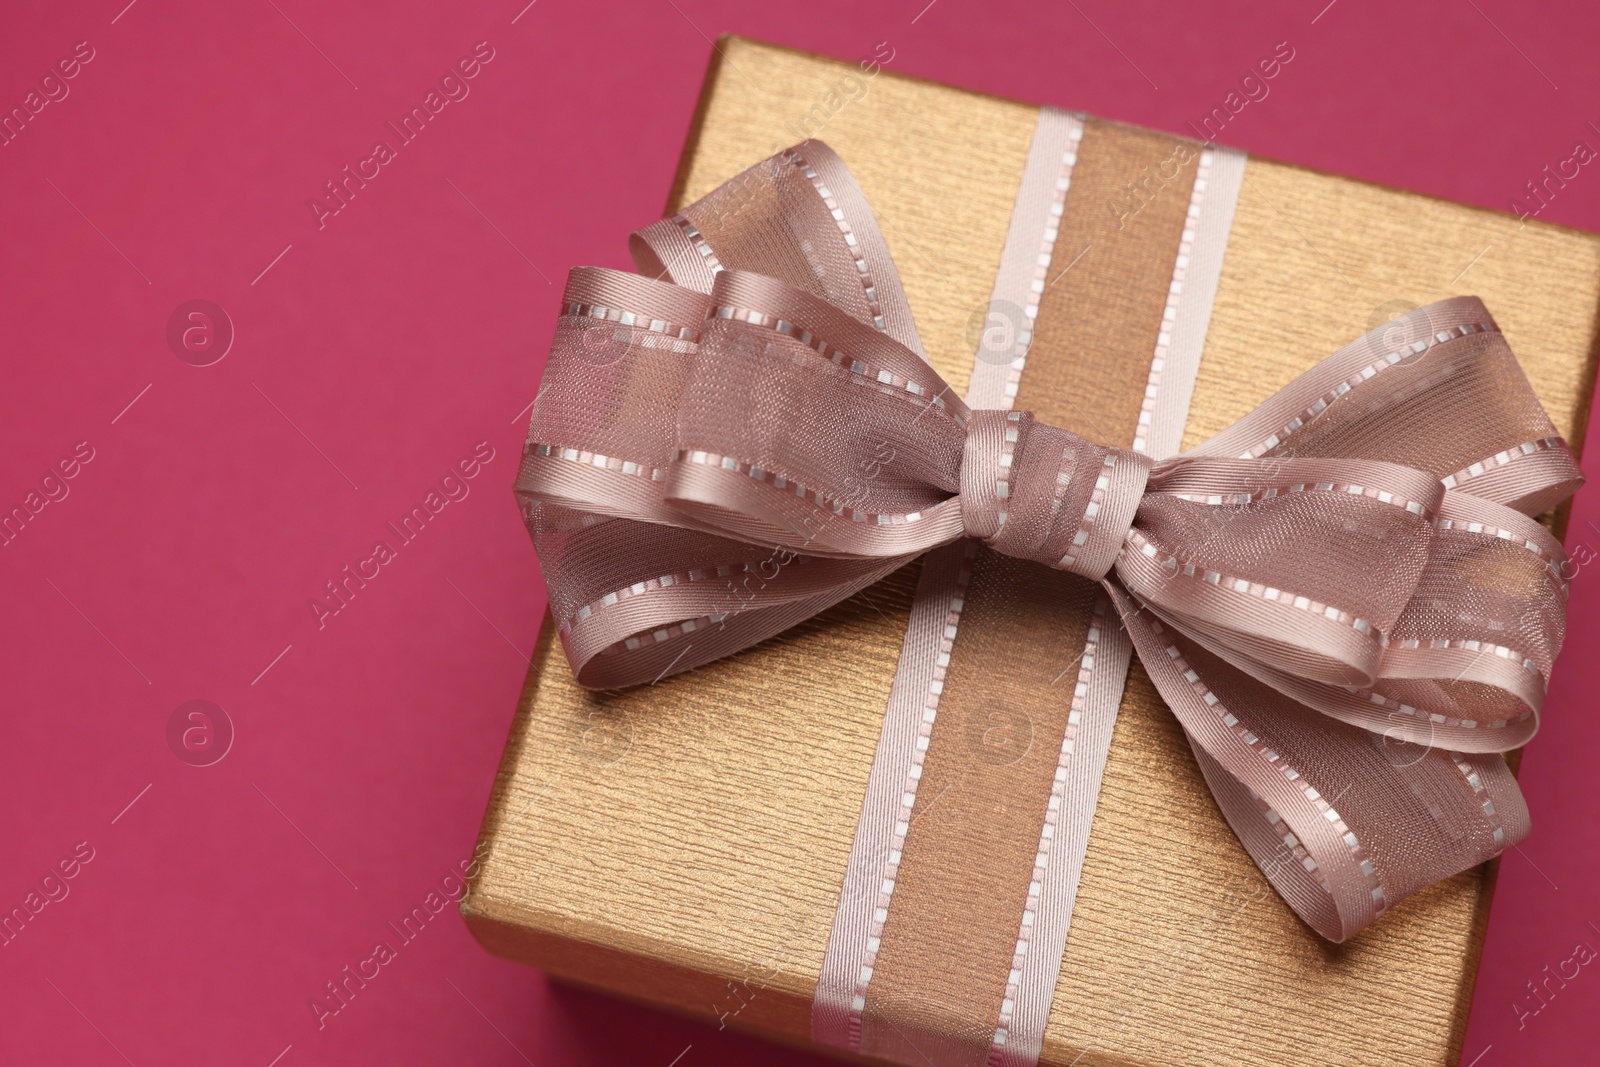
[516,142,1582,941]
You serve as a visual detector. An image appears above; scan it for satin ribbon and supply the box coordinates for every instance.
[516,140,1581,948]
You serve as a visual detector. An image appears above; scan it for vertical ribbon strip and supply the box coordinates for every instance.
[813,110,1247,1067]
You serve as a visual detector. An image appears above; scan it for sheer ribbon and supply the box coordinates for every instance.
[516,141,1581,950]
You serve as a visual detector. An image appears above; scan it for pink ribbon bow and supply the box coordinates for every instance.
[517,142,1582,941]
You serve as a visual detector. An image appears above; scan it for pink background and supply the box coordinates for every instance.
[2,1,1597,1064]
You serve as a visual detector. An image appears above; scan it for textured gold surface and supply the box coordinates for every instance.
[465,37,1600,1067]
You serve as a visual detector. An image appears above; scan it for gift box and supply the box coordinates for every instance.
[462,35,1600,1067]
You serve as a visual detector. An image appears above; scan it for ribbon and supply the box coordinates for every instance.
[515,136,1581,1049]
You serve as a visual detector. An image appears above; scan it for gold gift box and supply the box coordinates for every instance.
[464,36,1600,1067]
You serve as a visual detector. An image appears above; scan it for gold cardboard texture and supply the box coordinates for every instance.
[465,37,1600,1067]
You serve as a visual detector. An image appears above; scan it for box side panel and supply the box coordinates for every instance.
[463,901,811,1037]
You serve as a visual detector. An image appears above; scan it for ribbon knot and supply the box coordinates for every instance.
[959,409,1152,581]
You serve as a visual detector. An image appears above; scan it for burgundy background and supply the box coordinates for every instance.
[2,1,1597,1064]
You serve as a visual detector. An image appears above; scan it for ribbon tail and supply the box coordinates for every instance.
[1106,580,1527,941]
